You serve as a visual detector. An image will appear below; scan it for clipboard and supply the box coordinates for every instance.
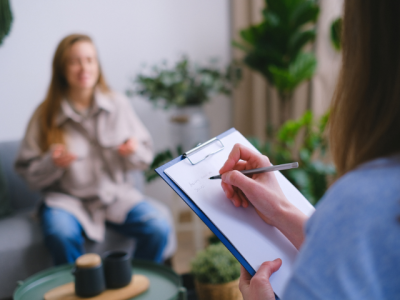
[156,127,257,276]
[156,127,314,297]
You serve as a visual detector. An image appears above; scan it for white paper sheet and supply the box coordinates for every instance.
[164,130,315,297]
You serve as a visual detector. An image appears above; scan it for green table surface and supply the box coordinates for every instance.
[14,260,186,300]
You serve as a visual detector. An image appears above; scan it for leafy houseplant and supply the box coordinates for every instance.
[130,57,240,179]
[233,0,320,126]
[250,110,335,205]
[191,243,241,300]
[144,146,182,182]
[130,56,239,108]
[0,0,13,45]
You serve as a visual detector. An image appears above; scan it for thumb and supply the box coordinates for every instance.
[257,259,282,279]
[221,170,256,194]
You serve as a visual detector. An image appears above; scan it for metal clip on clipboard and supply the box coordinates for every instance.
[183,137,224,165]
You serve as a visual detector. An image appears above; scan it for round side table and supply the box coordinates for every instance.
[14,260,186,300]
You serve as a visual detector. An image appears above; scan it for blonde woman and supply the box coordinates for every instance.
[15,34,170,265]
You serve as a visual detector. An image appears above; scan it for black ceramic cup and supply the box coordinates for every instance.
[72,263,106,297]
[103,250,132,289]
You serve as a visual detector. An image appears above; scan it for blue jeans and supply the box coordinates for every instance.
[40,201,170,265]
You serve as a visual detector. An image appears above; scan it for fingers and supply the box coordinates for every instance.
[118,138,137,156]
[219,144,270,175]
[239,265,251,289]
[257,259,282,279]
[55,154,76,168]
[221,170,256,197]
[221,181,249,208]
[51,144,76,168]
[51,144,65,159]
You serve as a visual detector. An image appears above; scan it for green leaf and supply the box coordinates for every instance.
[269,52,316,93]
[288,29,316,57]
[234,0,319,96]
[290,1,319,29]
[330,17,342,51]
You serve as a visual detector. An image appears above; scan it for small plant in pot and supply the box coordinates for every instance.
[191,243,241,300]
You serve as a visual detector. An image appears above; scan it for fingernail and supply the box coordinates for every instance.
[221,173,227,182]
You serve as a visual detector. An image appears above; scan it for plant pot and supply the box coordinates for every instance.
[170,105,210,152]
[195,279,242,300]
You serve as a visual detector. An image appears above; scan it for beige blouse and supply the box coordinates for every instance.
[15,90,154,242]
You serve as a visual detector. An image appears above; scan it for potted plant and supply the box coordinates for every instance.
[233,0,320,127]
[191,243,241,300]
[128,56,240,152]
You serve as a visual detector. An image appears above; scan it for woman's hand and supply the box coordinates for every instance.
[219,143,290,226]
[118,138,137,157]
[220,144,308,249]
[239,259,282,300]
[51,144,77,168]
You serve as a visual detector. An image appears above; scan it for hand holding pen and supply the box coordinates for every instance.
[219,143,307,249]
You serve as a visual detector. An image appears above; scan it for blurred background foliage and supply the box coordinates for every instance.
[330,17,342,51]
[249,111,335,205]
[0,0,13,46]
[191,242,240,284]
[140,0,339,206]
[233,0,320,126]
[145,145,183,182]
[128,56,241,109]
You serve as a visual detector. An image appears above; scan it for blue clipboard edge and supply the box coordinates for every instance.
[155,127,256,276]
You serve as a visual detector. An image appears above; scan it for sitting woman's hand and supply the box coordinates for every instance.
[240,259,282,300]
[219,143,290,226]
[51,144,77,168]
[118,138,137,157]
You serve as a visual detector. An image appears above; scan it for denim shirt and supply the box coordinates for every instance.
[283,155,400,299]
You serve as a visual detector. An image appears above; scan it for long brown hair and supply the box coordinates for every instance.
[330,1,400,176]
[36,34,109,152]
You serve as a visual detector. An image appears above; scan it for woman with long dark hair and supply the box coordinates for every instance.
[220,1,400,299]
[15,34,170,265]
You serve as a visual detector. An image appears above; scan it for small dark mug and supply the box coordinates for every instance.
[103,250,132,289]
[72,254,106,297]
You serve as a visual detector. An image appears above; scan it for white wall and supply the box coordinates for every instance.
[0,0,231,200]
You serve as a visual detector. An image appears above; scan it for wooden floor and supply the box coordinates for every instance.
[170,211,213,274]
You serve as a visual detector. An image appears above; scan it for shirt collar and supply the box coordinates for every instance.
[55,89,114,126]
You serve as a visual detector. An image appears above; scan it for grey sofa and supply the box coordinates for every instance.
[0,141,176,299]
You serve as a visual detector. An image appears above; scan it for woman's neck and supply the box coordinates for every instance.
[67,88,94,112]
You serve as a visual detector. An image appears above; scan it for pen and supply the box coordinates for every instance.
[209,162,299,180]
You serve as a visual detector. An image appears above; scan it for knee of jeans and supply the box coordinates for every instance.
[45,225,82,244]
[146,218,170,240]
[43,218,82,243]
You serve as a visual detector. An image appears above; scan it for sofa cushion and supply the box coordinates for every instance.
[0,141,42,211]
[0,159,12,218]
